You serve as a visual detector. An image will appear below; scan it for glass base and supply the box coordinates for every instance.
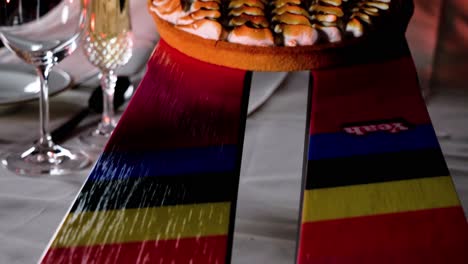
[79,123,115,150]
[2,143,90,176]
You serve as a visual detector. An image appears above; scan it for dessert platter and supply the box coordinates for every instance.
[40,1,468,263]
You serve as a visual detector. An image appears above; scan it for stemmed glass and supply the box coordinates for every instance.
[80,0,133,148]
[0,0,90,175]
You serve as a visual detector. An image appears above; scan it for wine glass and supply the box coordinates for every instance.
[80,0,133,148]
[0,0,90,175]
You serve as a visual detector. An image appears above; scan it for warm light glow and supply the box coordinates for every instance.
[90,13,95,32]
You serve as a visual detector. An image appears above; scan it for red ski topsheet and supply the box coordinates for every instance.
[41,40,251,264]
[298,53,468,263]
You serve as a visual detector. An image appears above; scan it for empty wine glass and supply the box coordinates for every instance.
[80,0,133,148]
[0,0,90,175]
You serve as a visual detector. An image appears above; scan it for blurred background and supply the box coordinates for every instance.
[407,0,468,207]
[408,0,468,93]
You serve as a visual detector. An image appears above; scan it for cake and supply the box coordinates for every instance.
[148,0,413,71]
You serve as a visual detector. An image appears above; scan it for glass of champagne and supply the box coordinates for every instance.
[80,0,133,148]
[0,0,90,175]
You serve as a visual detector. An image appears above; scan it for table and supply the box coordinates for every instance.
[0,69,467,263]
[1,2,467,263]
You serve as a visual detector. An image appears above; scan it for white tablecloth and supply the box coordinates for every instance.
[0,2,467,264]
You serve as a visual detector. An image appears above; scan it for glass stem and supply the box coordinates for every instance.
[100,70,117,130]
[36,65,54,148]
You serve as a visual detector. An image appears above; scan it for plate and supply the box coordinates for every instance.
[0,64,72,110]
[248,72,288,115]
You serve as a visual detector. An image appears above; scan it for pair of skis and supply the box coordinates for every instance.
[41,39,467,263]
